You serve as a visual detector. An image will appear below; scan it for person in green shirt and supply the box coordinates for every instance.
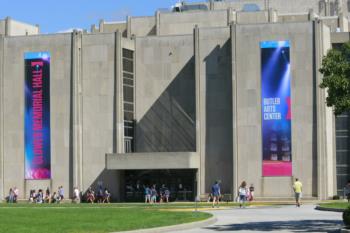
[293,178,302,207]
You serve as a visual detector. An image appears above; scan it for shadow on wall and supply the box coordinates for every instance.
[135,57,196,152]
[204,41,233,194]
[204,219,343,232]
[82,169,122,202]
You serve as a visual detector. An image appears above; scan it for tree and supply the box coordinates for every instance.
[319,42,350,116]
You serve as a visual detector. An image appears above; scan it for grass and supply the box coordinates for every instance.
[0,201,291,209]
[0,203,212,233]
[319,201,350,210]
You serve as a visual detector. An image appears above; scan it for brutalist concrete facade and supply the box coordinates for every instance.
[0,0,346,200]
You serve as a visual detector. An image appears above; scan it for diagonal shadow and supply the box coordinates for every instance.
[204,40,233,194]
[136,57,196,152]
[204,219,343,232]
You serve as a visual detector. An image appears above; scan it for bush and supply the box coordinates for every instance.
[333,195,340,200]
[343,206,350,227]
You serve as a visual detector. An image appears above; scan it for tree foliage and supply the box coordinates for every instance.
[319,42,350,115]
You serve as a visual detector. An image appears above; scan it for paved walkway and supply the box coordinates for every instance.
[169,204,343,233]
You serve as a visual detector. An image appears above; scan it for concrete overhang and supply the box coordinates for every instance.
[106,152,199,170]
[331,32,350,44]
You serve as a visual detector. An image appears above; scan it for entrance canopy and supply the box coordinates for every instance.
[106,152,199,170]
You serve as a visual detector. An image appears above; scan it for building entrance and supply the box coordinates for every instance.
[124,169,197,202]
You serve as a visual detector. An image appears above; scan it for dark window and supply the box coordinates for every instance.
[124,127,134,138]
[123,59,133,73]
[124,112,133,121]
[122,49,135,153]
[124,138,133,153]
[123,72,134,80]
[124,103,134,112]
[123,78,133,86]
[123,49,133,59]
[336,113,350,196]
[336,117,349,131]
[336,137,350,150]
[123,86,134,102]
[337,151,350,164]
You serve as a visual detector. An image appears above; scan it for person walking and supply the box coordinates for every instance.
[248,184,255,202]
[238,181,248,208]
[293,178,302,207]
[211,180,221,208]
[58,186,64,202]
[144,186,151,203]
[150,185,158,204]
[73,187,80,203]
[13,187,19,203]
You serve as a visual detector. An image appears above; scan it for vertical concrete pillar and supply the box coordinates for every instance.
[314,20,325,200]
[127,16,132,39]
[72,30,83,193]
[230,24,239,199]
[227,8,233,26]
[0,35,4,200]
[99,19,105,33]
[314,20,334,200]
[90,25,96,33]
[268,9,277,23]
[309,9,315,21]
[194,26,205,196]
[338,13,349,32]
[209,0,214,11]
[114,31,125,201]
[115,31,124,154]
[35,24,40,34]
[4,17,10,36]
[156,11,161,36]
[325,0,331,16]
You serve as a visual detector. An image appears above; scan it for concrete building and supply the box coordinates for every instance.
[0,0,349,201]
[0,17,39,36]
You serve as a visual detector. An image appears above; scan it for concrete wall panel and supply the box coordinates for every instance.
[135,35,196,152]
[130,16,156,37]
[3,34,71,198]
[159,10,228,36]
[81,33,118,198]
[235,22,316,198]
[197,27,233,194]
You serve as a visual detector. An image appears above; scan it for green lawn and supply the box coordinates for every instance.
[319,201,350,210]
[0,204,212,233]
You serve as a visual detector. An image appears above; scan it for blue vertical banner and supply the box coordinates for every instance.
[25,52,51,179]
[260,41,292,176]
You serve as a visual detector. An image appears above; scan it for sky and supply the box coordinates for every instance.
[0,0,200,33]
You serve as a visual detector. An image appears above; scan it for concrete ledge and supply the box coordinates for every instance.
[106,152,199,170]
[115,215,217,233]
[315,206,345,212]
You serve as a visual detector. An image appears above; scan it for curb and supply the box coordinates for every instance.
[114,215,217,233]
[315,206,344,212]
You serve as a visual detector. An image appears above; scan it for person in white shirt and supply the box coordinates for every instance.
[238,181,248,208]
[73,187,80,203]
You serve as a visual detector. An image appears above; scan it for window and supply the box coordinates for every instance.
[336,113,350,196]
[122,49,135,153]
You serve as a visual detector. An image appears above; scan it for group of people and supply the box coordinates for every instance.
[237,181,255,208]
[86,186,111,203]
[6,178,304,206]
[209,180,255,208]
[144,184,171,203]
[6,187,19,203]
[28,186,64,204]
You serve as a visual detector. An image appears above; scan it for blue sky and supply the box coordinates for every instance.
[0,0,199,33]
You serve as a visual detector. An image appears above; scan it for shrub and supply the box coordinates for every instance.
[333,195,340,200]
